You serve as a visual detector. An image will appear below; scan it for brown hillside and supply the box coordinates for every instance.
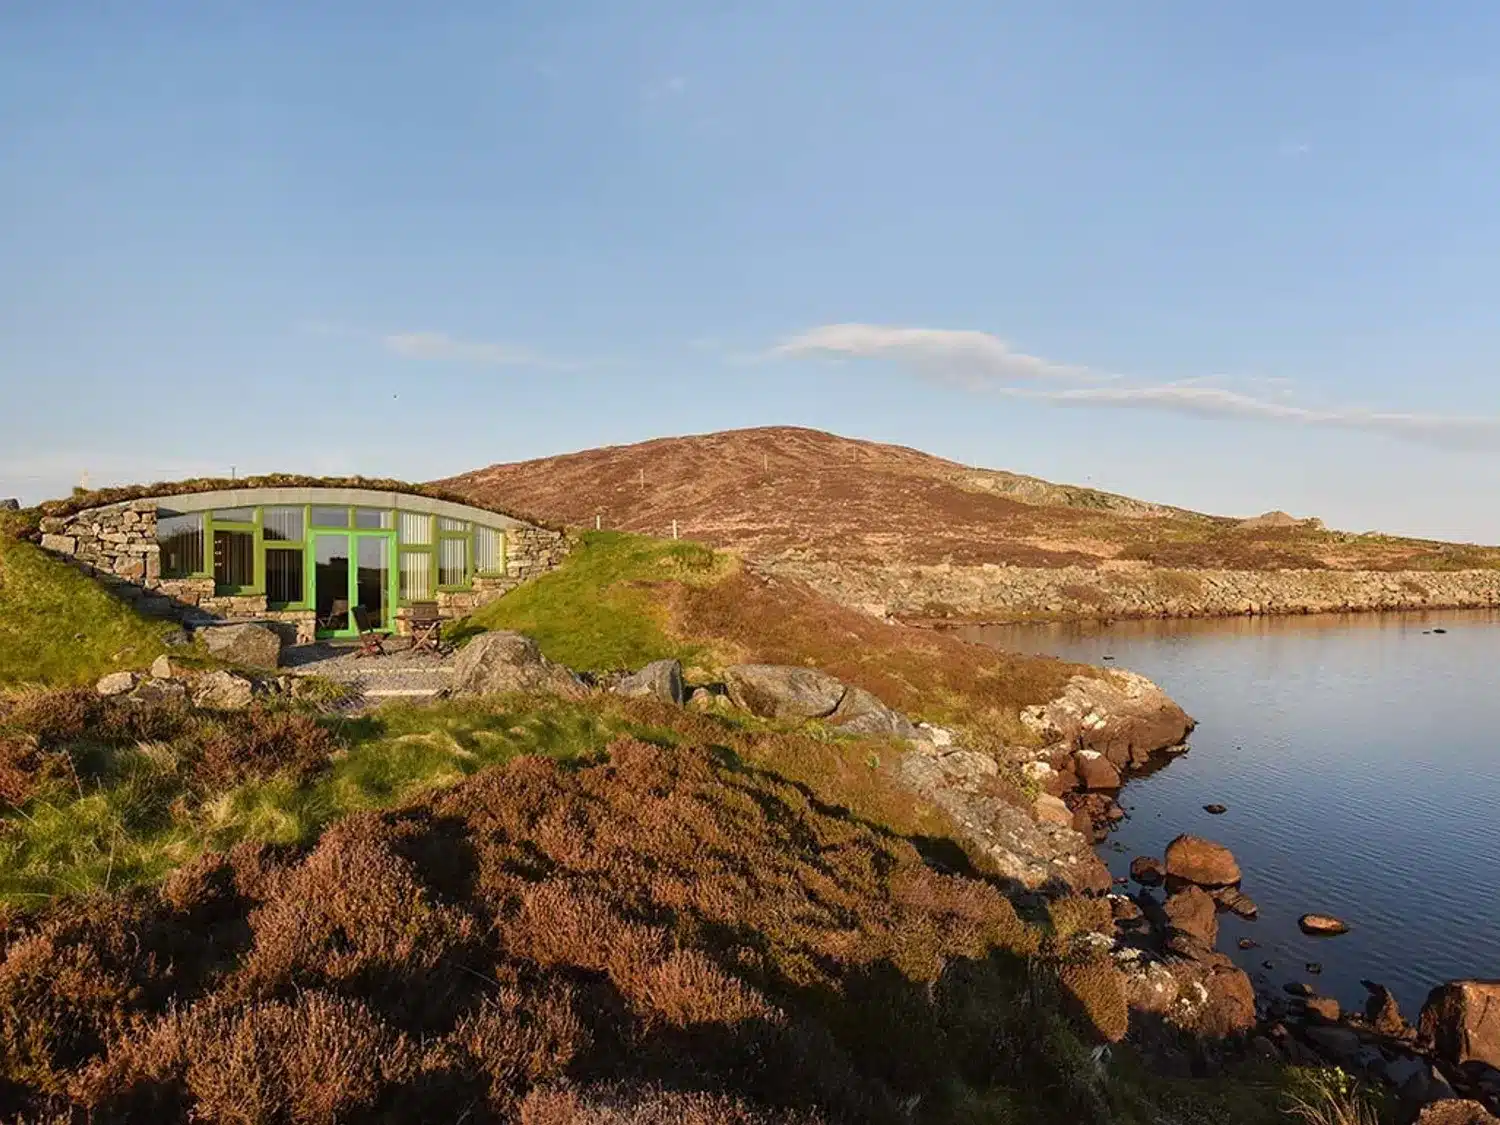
[438,427,1500,573]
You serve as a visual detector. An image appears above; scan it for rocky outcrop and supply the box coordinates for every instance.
[198,622,282,670]
[1420,981,1500,1071]
[827,686,920,739]
[1022,670,1193,767]
[769,557,1500,623]
[191,670,258,711]
[1163,835,1241,888]
[1416,1102,1500,1125]
[611,659,686,706]
[450,632,588,699]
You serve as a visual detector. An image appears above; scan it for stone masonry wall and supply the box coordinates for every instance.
[38,501,571,643]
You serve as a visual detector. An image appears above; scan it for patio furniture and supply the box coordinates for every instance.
[352,606,387,657]
[405,601,443,656]
[317,598,350,634]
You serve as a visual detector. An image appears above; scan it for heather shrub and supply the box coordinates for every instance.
[1056,952,1130,1045]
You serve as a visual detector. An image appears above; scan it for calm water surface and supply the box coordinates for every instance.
[957,610,1500,1018]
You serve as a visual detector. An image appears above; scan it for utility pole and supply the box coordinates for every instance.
[672,520,678,540]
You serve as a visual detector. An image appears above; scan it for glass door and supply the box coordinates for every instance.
[354,535,391,634]
[314,533,351,636]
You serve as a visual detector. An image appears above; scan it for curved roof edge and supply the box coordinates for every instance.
[147,487,538,529]
[30,475,557,530]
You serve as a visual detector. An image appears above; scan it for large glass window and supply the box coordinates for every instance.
[398,512,431,545]
[355,508,393,530]
[212,507,255,523]
[263,507,304,542]
[400,552,434,600]
[265,549,305,605]
[311,506,350,528]
[158,512,204,577]
[213,529,255,590]
[438,538,468,587]
[438,516,469,533]
[475,526,504,574]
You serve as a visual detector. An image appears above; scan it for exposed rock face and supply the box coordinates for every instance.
[1365,981,1409,1037]
[1022,670,1193,767]
[1416,1102,1500,1125]
[611,659,685,706]
[1074,750,1122,790]
[0,498,18,511]
[827,686,919,739]
[723,664,847,721]
[131,678,187,706]
[1163,835,1241,888]
[1304,995,1341,1024]
[1032,793,1074,828]
[191,670,257,711]
[96,671,140,697]
[450,631,588,699]
[897,745,1111,894]
[199,622,283,670]
[1420,981,1500,1071]
[1211,886,1258,920]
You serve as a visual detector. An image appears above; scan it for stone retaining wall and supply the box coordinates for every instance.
[770,558,1500,622]
[38,500,570,642]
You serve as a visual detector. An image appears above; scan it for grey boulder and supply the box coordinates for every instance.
[191,670,258,711]
[612,659,686,706]
[199,622,283,671]
[723,664,847,721]
[96,671,140,697]
[451,631,587,699]
[826,686,919,739]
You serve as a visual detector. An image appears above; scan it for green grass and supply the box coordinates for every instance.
[450,530,726,671]
[0,530,172,687]
[0,694,780,906]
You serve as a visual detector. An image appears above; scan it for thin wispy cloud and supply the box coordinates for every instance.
[382,331,582,370]
[775,323,1500,450]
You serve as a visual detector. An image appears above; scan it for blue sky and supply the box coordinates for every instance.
[4,2,1500,540]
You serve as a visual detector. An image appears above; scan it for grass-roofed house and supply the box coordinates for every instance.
[29,477,569,643]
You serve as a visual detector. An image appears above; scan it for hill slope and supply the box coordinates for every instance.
[439,426,1500,574]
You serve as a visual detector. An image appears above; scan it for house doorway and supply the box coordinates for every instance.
[313,531,396,638]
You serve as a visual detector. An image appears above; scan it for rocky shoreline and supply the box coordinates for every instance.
[766,558,1500,625]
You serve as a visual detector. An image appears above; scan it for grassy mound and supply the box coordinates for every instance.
[454,531,1087,746]
[0,530,170,688]
[0,732,1301,1125]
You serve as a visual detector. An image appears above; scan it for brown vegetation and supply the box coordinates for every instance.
[0,737,1134,1124]
[438,425,1500,573]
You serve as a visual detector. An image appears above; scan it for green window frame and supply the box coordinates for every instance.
[208,509,261,596]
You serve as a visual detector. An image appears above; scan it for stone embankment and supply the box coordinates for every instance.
[769,559,1500,623]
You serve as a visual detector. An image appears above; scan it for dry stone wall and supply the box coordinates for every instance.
[37,499,570,642]
[771,558,1500,622]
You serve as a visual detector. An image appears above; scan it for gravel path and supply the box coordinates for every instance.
[283,641,456,707]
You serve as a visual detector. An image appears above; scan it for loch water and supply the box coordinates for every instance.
[957,610,1500,1018]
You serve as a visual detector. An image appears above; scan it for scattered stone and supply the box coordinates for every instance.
[1110,896,1146,928]
[1364,981,1408,1037]
[1305,962,1322,975]
[686,687,729,714]
[149,654,181,680]
[1211,886,1259,920]
[1299,913,1351,936]
[1304,995,1341,1024]
[450,631,588,699]
[723,664,846,721]
[190,670,257,711]
[1164,834,1242,887]
[1420,980,1500,1070]
[828,685,919,739]
[1285,982,1315,998]
[611,659,686,706]
[1433,628,1449,636]
[199,622,283,670]
[1237,937,1259,951]
[1129,855,1165,887]
[1163,885,1219,949]
[1203,803,1228,815]
[96,671,140,697]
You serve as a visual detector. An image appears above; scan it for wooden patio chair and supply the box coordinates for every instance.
[317,598,350,634]
[352,606,387,657]
[405,601,443,656]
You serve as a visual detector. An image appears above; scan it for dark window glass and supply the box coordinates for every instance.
[355,508,392,529]
[213,530,255,589]
[266,549,304,605]
[311,506,350,528]
[158,513,204,577]
[263,507,304,542]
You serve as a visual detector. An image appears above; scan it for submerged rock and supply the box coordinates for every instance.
[1164,835,1242,888]
[1203,803,1228,815]
[1129,855,1165,887]
[1211,886,1259,920]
